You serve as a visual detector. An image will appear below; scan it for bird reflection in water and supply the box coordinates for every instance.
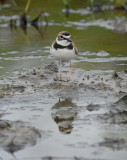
[52,99,77,134]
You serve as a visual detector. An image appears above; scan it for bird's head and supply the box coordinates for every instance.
[56,31,72,46]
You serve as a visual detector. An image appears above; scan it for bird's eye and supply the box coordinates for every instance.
[60,35,63,39]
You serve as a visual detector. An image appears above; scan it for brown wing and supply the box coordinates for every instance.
[72,42,78,55]
[51,40,56,48]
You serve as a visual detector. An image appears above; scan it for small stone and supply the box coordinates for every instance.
[91,81,95,84]
[79,83,84,87]
[112,71,119,79]
[32,69,37,75]
[87,75,90,80]
[54,78,58,81]
[40,74,45,78]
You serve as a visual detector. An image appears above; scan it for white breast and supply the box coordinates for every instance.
[50,47,76,61]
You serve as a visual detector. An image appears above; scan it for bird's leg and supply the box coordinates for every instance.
[57,60,62,79]
[68,60,71,81]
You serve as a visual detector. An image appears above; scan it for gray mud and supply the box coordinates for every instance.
[0,63,127,160]
[9,63,127,100]
[0,120,41,154]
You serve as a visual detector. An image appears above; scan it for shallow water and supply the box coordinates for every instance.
[0,0,127,160]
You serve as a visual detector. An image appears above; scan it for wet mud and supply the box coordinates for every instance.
[0,120,41,155]
[9,63,127,98]
[0,63,127,160]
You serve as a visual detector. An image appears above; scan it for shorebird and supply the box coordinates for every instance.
[50,31,78,81]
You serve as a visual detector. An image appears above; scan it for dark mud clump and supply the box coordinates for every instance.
[99,95,127,124]
[0,84,25,98]
[99,138,127,151]
[0,120,41,154]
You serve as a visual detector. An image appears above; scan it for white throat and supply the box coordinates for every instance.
[56,38,71,46]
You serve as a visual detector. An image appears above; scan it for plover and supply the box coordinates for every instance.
[50,31,78,81]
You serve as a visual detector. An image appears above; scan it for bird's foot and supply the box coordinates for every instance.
[67,77,71,81]
[57,74,62,79]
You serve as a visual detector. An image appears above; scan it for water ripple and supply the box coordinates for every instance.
[81,51,110,57]
[80,57,127,63]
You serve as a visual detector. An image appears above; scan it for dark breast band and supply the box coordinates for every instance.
[53,41,73,50]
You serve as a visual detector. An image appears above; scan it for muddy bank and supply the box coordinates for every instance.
[3,63,126,99]
[1,63,127,129]
[1,63,127,128]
